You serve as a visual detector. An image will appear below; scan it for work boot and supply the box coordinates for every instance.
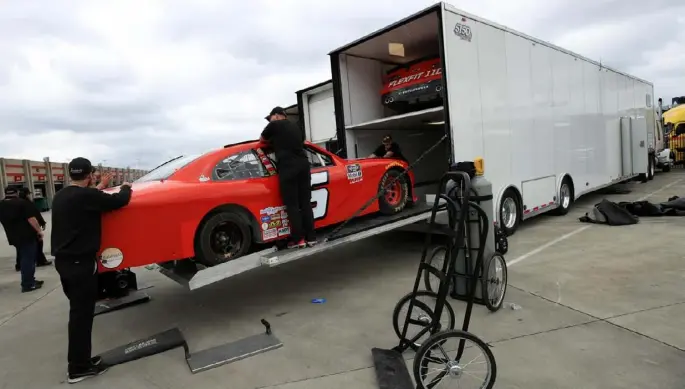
[37,260,53,267]
[67,363,109,384]
[21,281,44,293]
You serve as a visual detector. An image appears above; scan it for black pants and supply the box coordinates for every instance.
[278,159,315,242]
[55,257,99,371]
[15,239,48,268]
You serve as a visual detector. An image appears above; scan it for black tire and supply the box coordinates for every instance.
[482,253,508,312]
[392,290,456,351]
[662,163,671,172]
[498,188,521,236]
[195,211,252,267]
[378,169,409,215]
[423,245,448,293]
[414,330,497,389]
[647,156,655,180]
[552,176,573,216]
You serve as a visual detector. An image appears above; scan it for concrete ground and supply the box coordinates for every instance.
[1,171,685,388]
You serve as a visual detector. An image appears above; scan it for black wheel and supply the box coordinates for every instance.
[414,330,497,389]
[662,163,671,172]
[498,188,521,236]
[423,246,448,293]
[378,169,409,215]
[495,226,509,255]
[647,156,655,180]
[392,290,456,351]
[482,253,507,312]
[195,211,252,267]
[552,176,573,216]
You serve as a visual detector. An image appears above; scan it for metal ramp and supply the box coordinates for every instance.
[99,320,282,374]
[156,202,446,290]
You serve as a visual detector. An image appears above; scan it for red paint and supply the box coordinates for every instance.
[380,57,442,96]
[97,141,416,272]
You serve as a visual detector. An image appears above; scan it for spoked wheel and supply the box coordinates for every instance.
[482,254,507,312]
[211,222,244,258]
[414,330,497,389]
[378,169,409,214]
[392,290,456,351]
[196,212,252,267]
[423,246,449,293]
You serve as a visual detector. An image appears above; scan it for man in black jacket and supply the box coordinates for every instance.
[0,186,45,292]
[51,157,132,384]
[14,187,52,270]
[261,106,316,248]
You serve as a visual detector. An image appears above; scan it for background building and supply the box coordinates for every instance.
[0,156,148,206]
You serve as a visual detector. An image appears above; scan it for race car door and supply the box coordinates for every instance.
[302,146,347,227]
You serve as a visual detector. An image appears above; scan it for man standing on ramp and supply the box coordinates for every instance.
[261,106,316,249]
[51,157,133,383]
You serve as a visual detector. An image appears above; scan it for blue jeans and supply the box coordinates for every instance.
[16,241,38,289]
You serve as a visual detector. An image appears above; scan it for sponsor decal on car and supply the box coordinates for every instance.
[261,222,269,231]
[385,161,405,170]
[263,228,278,240]
[261,215,271,223]
[277,227,290,236]
[198,174,210,182]
[260,206,286,215]
[346,163,363,184]
[100,247,124,269]
[268,220,282,229]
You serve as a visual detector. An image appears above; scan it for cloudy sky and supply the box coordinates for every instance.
[1,0,683,169]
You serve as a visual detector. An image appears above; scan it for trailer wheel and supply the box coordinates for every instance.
[552,176,573,216]
[647,156,655,180]
[195,211,252,267]
[499,189,521,236]
[378,169,409,215]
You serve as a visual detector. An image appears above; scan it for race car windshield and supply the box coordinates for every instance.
[135,154,201,182]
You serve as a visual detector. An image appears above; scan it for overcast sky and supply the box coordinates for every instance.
[1,0,683,169]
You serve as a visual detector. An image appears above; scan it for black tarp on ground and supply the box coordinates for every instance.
[579,196,685,226]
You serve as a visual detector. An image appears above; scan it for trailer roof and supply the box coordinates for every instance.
[295,79,332,96]
[327,1,653,86]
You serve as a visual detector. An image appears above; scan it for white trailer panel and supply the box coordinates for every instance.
[328,2,654,233]
[297,81,338,147]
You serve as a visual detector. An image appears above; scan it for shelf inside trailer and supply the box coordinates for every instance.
[156,201,446,289]
[345,106,444,131]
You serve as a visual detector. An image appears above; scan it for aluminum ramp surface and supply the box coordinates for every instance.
[157,202,445,289]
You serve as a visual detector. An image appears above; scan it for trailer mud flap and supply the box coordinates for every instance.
[98,320,282,374]
[371,348,413,389]
[94,290,151,316]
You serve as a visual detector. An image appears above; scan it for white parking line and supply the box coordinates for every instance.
[507,177,685,267]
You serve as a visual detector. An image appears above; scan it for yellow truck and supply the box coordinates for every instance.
[663,103,685,167]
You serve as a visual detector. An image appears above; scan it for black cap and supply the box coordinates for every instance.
[4,186,18,196]
[265,106,287,121]
[68,157,95,180]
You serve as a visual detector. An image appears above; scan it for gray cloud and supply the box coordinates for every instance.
[0,0,683,168]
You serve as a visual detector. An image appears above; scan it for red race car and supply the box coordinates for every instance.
[381,56,444,114]
[96,140,417,272]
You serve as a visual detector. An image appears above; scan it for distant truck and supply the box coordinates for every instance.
[327,1,654,235]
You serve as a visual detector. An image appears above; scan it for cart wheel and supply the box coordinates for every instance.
[423,246,448,293]
[482,253,507,312]
[392,290,456,351]
[414,330,497,389]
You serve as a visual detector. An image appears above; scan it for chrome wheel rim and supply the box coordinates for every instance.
[501,198,517,229]
[560,184,571,209]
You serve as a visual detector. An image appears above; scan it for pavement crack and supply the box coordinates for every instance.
[507,284,685,352]
[0,285,60,328]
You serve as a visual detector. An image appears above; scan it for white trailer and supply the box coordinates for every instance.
[328,1,654,235]
[295,80,339,152]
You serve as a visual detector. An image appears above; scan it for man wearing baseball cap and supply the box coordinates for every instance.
[261,106,316,248]
[0,186,45,292]
[51,157,133,383]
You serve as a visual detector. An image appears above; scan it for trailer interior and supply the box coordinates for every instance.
[330,8,448,200]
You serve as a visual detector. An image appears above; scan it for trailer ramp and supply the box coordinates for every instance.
[156,202,445,289]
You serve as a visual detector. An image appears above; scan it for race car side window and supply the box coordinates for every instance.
[213,150,268,181]
[304,147,335,169]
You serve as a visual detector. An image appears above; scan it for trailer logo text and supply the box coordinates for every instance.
[454,23,472,42]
